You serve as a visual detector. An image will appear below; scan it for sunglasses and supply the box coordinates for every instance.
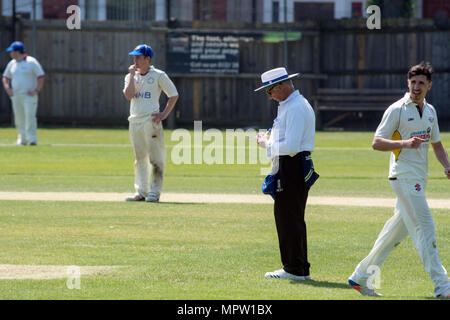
[265,82,284,95]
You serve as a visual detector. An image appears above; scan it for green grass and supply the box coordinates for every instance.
[0,201,448,300]
[0,127,448,300]
[0,128,449,198]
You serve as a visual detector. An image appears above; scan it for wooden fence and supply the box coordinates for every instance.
[0,17,449,130]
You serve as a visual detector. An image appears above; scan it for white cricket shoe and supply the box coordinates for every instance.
[348,279,383,297]
[145,193,160,203]
[265,269,311,281]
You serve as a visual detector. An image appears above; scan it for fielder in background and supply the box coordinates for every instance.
[255,67,318,281]
[2,41,45,146]
[348,62,450,299]
[123,44,179,203]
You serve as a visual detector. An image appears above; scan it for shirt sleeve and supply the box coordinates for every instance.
[2,61,12,79]
[374,105,401,139]
[32,58,45,78]
[279,106,304,154]
[123,74,130,92]
[430,107,441,143]
[158,72,178,97]
[269,106,304,156]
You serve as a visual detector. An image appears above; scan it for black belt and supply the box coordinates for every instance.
[279,151,311,159]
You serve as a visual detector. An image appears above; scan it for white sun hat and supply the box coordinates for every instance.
[254,67,300,92]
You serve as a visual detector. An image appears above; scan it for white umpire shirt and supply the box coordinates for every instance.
[124,66,178,123]
[266,90,316,159]
[375,92,440,181]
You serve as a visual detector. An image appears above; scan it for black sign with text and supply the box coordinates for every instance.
[167,32,254,74]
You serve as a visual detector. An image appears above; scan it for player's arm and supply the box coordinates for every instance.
[431,141,450,179]
[372,136,425,151]
[2,76,13,97]
[29,76,45,96]
[152,95,178,123]
[123,65,136,101]
[36,76,45,92]
[152,73,179,123]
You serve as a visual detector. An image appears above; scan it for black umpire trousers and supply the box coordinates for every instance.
[274,152,310,276]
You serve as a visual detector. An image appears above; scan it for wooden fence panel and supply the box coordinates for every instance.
[0,18,448,129]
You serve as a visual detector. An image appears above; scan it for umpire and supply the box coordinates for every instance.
[255,67,318,281]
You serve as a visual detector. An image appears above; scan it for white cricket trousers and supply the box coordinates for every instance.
[129,119,166,198]
[350,178,449,297]
[11,94,38,144]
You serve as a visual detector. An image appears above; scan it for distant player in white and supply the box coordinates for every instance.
[348,62,450,299]
[2,41,45,146]
[123,44,179,202]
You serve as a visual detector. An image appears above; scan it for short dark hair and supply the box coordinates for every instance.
[408,61,433,81]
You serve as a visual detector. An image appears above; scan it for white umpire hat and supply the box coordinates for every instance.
[254,67,300,92]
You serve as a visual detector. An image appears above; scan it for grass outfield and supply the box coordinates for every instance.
[0,128,449,198]
[0,127,448,300]
[0,201,448,300]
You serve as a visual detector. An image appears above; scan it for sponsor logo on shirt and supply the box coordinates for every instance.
[410,130,430,142]
[407,118,414,121]
[415,183,421,192]
[134,91,151,99]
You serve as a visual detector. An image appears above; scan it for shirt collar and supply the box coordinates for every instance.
[279,90,300,107]
[403,92,427,108]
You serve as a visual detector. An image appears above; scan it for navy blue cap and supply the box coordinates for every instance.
[128,44,154,58]
[6,41,25,53]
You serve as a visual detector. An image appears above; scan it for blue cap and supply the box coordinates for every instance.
[6,41,25,53]
[128,44,154,58]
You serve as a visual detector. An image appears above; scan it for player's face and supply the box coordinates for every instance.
[133,55,150,69]
[408,75,432,104]
[10,51,21,60]
[265,82,284,102]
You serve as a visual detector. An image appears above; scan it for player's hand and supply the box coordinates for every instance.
[152,112,166,123]
[256,133,269,148]
[128,64,136,76]
[445,167,450,179]
[404,136,426,149]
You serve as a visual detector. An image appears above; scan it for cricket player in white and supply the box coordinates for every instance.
[123,44,179,202]
[2,41,45,145]
[348,62,450,299]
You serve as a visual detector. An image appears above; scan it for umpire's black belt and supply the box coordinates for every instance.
[279,151,311,159]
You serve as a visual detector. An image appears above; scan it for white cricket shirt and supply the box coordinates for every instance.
[124,66,178,123]
[266,90,316,159]
[2,55,45,95]
[375,93,440,180]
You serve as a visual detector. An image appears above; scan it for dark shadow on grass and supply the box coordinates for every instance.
[289,279,352,290]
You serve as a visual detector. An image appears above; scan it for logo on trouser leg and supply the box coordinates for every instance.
[415,183,421,192]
